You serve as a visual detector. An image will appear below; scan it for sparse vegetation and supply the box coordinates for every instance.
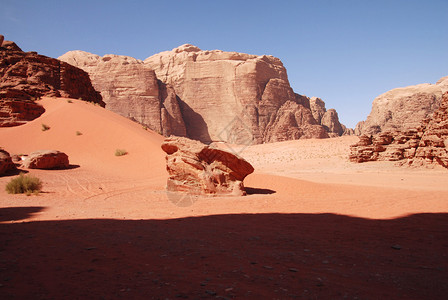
[5,173,43,195]
[76,131,83,136]
[41,123,50,131]
[115,149,128,156]
[67,99,73,103]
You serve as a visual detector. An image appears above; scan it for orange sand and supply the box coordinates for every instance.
[1,97,447,299]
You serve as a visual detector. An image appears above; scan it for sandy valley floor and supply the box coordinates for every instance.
[1,98,447,299]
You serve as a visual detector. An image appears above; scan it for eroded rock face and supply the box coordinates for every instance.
[355,76,448,135]
[350,92,448,169]
[161,136,254,195]
[0,37,104,127]
[309,97,348,137]
[58,51,186,136]
[60,44,349,143]
[146,44,334,143]
[0,149,16,175]
[22,150,69,169]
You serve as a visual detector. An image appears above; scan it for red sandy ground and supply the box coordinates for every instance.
[1,98,447,299]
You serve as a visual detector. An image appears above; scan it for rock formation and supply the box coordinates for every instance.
[0,36,104,127]
[161,136,254,195]
[60,44,349,143]
[350,91,448,169]
[355,76,448,136]
[22,150,69,169]
[0,148,16,175]
[58,51,186,136]
[145,44,345,143]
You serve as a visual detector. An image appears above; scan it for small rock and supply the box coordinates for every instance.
[288,268,298,272]
[205,290,217,296]
[391,245,402,250]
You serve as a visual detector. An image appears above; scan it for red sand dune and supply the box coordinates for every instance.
[1,97,447,299]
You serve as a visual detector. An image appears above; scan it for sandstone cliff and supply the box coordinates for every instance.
[60,44,348,144]
[0,36,104,127]
[58,51,186,136]
[350,91,448,169]
[355,76,448,136]
[145,44,340,143]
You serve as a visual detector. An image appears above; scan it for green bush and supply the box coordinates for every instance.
[115,149,128,156]
[5,173,43,195]
[41,123,50,131]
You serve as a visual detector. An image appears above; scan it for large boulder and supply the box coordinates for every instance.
[22,150,69,169]
[0,149,16,175]
[58,51,186,137]
[355,76,448,135]
[0,37,104,127]
[161,136,254,195]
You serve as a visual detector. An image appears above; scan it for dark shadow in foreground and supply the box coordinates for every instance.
[0,211,447,299]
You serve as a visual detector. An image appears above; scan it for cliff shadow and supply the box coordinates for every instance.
[177,97,212,143]
[1,211,447,299]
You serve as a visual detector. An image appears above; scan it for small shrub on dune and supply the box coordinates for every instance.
[6,173,43,195]
[41,123,50,131]
[67,99,73,103]
[76,131,83,136]
[115,149,128,156]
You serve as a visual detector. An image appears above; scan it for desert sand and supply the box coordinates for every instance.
[1,98,447,299]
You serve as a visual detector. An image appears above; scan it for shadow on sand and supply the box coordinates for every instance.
[0,211,447,299]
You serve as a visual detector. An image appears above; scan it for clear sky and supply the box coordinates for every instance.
[1,0,447,128]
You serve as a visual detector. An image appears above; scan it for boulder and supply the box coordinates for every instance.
[0,149,16,175]
[161,136,254,195]
[355,76,447,135]
[0,37,104,127]
[22,150,69,169]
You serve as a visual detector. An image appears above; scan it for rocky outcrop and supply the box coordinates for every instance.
[60,44,348,143]
[355,76,448,136]
[58,51,186,136]
[146,44,340,143]
[412,91,448,167]
[350,92,448,169]
[0,37,104,127]
[22,150,69,169]
[161,136,254,195]
[0,149,16,175]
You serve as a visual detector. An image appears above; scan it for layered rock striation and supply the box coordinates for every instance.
[0,36,104,127]
[145,44,346,143]
[350,91,448,169]
[61,44,348,144]
[58,51,186,136]
[161,136,254,195]
[355,76,448,136]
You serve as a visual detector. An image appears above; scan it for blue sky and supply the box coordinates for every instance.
[1,0,447,128]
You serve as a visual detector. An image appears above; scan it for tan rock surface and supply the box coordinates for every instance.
[22,150,69,169]
[145,44,330,144]
[350,92,448,169]
[161,136,254,195]
[355,76,447,135]
[59,51,186,137]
